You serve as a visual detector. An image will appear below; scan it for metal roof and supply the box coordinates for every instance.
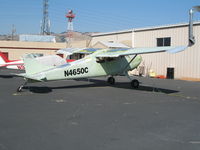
[19,35,56,43]
[92,29,133,37]
[134,22,200,32]
[91,21,200,37]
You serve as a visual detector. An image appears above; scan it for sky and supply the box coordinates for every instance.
[0,0,199,35]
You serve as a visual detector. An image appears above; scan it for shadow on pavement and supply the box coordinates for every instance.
[0,74,16,78]
[22,79,179,94]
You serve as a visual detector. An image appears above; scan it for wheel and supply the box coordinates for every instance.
[17,85,23,92]
[131,79,139,88]
[107,77,115,85]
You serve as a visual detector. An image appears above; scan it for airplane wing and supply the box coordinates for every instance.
[95,46,187,58]
[57,48,102,55]
[57,48,85,55]
[77,48,102,54]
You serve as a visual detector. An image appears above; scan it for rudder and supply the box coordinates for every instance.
[0,52,9,64]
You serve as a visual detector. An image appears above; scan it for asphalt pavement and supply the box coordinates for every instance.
[0,69,200,150]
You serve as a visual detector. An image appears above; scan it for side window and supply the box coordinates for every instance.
[157,37,171,47]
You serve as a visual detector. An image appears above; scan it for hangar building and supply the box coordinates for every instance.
[91,22,200,81]
[0,40,87,59]
[0,22,199,81]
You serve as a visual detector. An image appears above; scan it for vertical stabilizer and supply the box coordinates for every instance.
[23,54,66,75]
[0,52,9,65]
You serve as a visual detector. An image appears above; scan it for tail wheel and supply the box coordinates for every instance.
[107,77,115,85]
[17,85,23,92]
[131,79,139,88]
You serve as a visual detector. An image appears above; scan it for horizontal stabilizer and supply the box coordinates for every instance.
[15,73,43,82]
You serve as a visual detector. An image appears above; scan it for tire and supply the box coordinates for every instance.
[17,85,23,92]
[107,77,115,85]
[131,79,139,88]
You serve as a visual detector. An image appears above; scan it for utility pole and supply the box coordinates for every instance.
[41,0,50,35]
[11,24,16,40]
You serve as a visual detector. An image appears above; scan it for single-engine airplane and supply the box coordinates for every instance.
[0,52,24,70]
[16,46,187,92]
[0,52,66,70]
[0,52,45,70]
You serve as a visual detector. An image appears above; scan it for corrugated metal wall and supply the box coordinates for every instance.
[134,24,200,80]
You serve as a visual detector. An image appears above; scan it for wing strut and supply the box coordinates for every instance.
[121,54,138,75]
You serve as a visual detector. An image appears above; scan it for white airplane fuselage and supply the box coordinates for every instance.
[28,55,142,82]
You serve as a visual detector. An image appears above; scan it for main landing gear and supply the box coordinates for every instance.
[131,79,139,88]
[107,76,115,85]
[107,75,140,88]
[125,72,140,88]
